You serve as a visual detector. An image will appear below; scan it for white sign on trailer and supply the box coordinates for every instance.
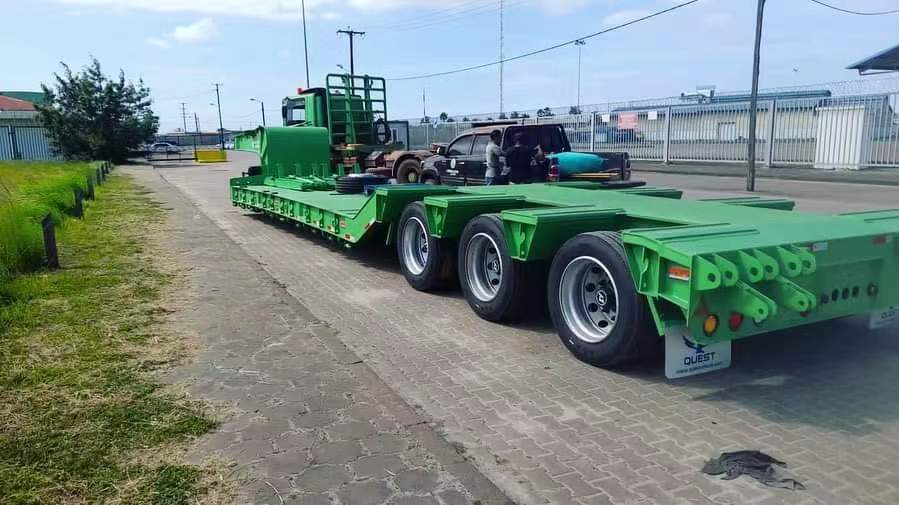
[869,305,899,329]
[665,326,732,379]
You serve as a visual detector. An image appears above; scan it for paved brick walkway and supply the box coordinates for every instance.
[145,155,899,505]
[131,167,510,505]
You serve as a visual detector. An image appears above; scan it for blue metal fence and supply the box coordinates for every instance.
[0,125,60,161]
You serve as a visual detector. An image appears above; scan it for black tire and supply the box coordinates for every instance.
[420,172,439,185]
[246,165,262,176]
[547,232,657,368]
[397,202,455,291]
[458,215,545,321]
[335,174,388,194]
[396,159,421,184]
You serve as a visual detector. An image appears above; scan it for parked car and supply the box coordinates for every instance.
[420,124,630,186]
[147,142,183,154]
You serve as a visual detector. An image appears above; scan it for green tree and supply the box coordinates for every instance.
[37,58,158,162]
[439,112,449,122]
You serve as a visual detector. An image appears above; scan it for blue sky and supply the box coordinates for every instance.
[3,0,897,132]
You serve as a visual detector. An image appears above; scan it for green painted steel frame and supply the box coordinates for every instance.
[230,176,899,344]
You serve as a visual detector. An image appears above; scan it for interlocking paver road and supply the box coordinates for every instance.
[149,153,899,505]
[132,167,508,505]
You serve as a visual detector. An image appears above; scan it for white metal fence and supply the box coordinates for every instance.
[402,87,899,170]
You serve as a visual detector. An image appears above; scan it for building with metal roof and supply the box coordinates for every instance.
[848,44,899,75]
[0,92,58,160]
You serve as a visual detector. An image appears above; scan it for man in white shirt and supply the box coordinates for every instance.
[484,129,506,185]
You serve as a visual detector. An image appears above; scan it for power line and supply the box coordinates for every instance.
[155,90,213,103]
[808,0,899,16]
[388,0,701,81]
[370,1,527,33]
[372,1,527,33]
[360,0,497,30]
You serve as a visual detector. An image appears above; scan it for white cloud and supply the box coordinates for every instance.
[56,0,587,20]
[701,12,734,30]
[171,18,219,42]
[58,0,313,20]
[534,0,590,16]
[602,9,652,28]
[145,36,171,49]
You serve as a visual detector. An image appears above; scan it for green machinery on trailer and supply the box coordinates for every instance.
[235,74,432,182]
[230,136,899,377]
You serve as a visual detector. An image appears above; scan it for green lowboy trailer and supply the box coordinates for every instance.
[230,129,899,377]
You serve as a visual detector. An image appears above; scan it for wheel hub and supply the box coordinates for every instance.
[401,217,429,276]
[558,256,620,344]
[466,233,503,302]
[595,289,608,308]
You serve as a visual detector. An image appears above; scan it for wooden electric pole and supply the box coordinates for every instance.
[336,27,365,75]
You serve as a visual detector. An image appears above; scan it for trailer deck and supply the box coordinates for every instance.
[232,173,899,361]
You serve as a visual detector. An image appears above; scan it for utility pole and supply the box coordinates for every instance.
[213,83,225,149]
[746,0,765,192]
[251,98,266,127]
[336,27,365,75]
[179,102,189,132]
[499,0,504,115]
[301,0,310,88]
[422,88,429,144]
[575,40,585,113]
[191,111,199,155]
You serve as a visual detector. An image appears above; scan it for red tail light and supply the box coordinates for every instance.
[548,158,560,182]
[728,312,743,331]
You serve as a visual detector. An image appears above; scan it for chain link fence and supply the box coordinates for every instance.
[401,79,899,169]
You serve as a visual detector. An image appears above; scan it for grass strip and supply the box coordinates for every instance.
[0,161,98,277]
[0,174,218,504]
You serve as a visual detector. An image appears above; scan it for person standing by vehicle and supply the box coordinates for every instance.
[485,129,505,185]
[504,132,536,184]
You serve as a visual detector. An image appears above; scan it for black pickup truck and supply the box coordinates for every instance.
[419,123,630,186]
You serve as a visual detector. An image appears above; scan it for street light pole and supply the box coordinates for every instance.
[213,83,225,149]
[301,0,310,88]
[251,98,266,127]
[499,0,504,115]
[575,40,585,112]
[746,0,765,192]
